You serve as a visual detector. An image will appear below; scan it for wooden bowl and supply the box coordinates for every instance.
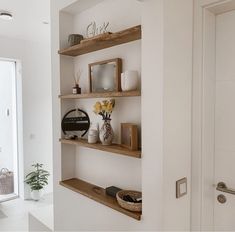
[116,190,142,212]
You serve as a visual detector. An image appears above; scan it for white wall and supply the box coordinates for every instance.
[141,0,164,229]
[0,35,53,198]
[51,0,193,230]
[163,0,193,230]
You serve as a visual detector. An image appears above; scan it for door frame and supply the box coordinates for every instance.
[192,0,235,230]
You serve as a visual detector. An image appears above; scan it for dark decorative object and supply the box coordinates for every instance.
[122,195,142,203]
[68,34,84,47]
[62,109,90,137]
[89,58,122,93]
[72,85,81,94]
[105,186,122,198]
[121,123,138,151]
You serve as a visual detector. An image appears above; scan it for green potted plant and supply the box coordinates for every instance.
[25,163,50,201]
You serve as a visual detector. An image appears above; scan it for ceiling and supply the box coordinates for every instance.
[62,0,143,15]
[0,0,50,42]
[62,0,104,15]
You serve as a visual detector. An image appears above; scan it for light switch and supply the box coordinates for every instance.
[176,177,187,198]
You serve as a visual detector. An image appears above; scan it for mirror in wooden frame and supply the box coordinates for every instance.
[89,58,122,93]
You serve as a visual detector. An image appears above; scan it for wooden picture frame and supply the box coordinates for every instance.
[89,58,122,93]
[121,123,138,151]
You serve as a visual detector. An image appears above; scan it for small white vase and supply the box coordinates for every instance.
[31,189,43,201]
[121,71,139,91]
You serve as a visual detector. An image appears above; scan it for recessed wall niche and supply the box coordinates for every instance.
[59,0,142,220]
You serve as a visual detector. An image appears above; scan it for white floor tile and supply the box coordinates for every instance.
[0,193,53,231]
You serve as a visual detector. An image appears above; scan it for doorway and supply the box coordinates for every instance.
[0,59,19,202]
[192,0,235,231]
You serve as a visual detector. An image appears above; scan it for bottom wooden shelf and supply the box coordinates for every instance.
[60,178,141,221]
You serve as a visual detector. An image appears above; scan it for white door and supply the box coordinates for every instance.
[0,61,14,170]
[192,1,235,231]
[213,10,235,231]
[0,59,18,201]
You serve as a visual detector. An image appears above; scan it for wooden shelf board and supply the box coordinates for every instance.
[60,138,141,158]
[60,178,141,221]
[58,25,141,57]
[59,90,141,99]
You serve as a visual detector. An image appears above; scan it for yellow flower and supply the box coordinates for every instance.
[102,105,107,112]
[102,100,108,107]
[93,99,115,118]
[94,102,102,114]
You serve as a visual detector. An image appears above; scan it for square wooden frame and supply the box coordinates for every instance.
[121,123,138,151]
[89,58,122,93]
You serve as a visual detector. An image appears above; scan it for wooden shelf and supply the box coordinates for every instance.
[59,90,141,99]
[60,178,141,220]
[58,25,141,57]
[60,138,141,158]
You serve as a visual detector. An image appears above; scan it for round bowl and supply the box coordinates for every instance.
[116,190,142,212]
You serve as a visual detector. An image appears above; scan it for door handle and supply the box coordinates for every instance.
[216,182,235,195]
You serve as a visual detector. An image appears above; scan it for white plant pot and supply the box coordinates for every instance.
[31,189,43,201]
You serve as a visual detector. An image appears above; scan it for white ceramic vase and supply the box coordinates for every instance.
[31,189,43,201]
[121,71,139,91]
[99,120,114,145]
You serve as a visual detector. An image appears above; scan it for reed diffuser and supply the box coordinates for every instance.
[73,69,82,94]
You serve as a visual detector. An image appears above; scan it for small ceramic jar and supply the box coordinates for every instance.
[88,134,98,144]
[88,128,98,144]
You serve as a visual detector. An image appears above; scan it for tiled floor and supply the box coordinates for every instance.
[0,194,53,231]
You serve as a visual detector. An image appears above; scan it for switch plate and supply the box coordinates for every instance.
[176,177,187,198]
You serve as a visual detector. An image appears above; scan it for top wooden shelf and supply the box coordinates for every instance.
[58,25,141,57]
[59,90,141,99]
